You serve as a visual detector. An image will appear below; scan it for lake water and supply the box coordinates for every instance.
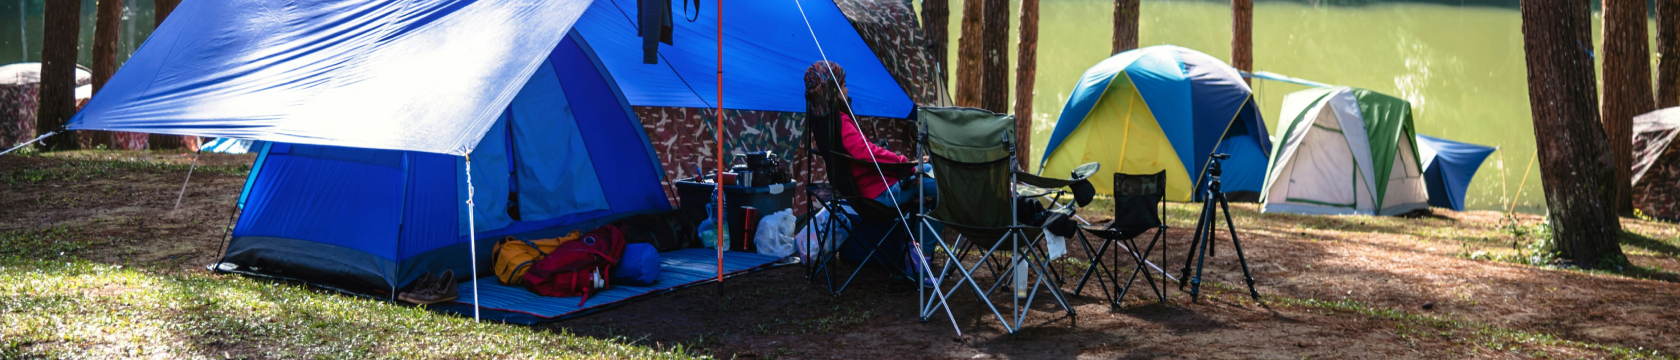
[937,0,1656,213]
[0,1,1643,213]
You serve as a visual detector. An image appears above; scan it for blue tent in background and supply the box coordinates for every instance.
[1416,135,1497,212]
[63,0,911,322]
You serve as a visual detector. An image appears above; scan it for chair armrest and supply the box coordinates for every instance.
[1016,162,1099,206]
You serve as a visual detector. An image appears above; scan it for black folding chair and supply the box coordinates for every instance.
[1073,171,1172,306]
[799,109,921,296]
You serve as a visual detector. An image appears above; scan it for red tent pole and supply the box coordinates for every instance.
[715,0,725,284]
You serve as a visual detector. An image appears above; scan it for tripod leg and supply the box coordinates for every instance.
[1190,199,1217,303]
[1180,198,1213,289]
[1218,194,1262,301]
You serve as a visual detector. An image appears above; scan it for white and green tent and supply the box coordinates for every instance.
[1260,87,1428,216]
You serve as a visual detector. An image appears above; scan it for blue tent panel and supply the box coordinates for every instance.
[572,0,914,118]
[1416,134,1496,211]
[1124,50,1196,176]
[67,0,596,155]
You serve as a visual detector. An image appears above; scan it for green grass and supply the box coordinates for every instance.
[4,154,247,187]
[0,257,702,359]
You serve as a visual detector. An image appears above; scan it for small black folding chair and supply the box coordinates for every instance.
[1073,171,1172,306]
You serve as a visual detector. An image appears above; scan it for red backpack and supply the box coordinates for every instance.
[522,224,626,304]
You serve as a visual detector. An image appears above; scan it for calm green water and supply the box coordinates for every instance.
[939,0,1656,213]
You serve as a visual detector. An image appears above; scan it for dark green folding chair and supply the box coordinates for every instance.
[911,107,1098,334]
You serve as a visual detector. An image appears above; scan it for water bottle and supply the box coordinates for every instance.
[1013,256,1029,299]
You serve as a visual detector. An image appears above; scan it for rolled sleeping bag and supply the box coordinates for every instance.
[611,243,661,286]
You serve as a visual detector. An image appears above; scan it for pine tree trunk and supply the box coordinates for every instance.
[1520,0,1626,269]
[1602,0,1650,216]
[92,0,144,150]
[922,0,949,87]
[954,0,984,108]
[1232,0,1252,85]
[147,0,197,151]
[979,0,1008,113]
[1112,0,1139,55]
[154,0,177,27]
[1014,0,1038,170]
[1657,0,1679,109]
[36,0,80,151]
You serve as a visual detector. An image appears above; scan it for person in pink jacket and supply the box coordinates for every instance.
[806,61,939,285]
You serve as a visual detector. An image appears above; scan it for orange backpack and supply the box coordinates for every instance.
[491,231,581,285]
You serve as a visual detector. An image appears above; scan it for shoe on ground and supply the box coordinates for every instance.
[398,270,459,305]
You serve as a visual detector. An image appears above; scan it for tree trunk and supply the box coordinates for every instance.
[1112,0,1139,55]
[922,0,949,87]
[979,0,1008,113]
[92,0,145,150]
[1231,0,1252,85]
[154,0,178,28]
[1602,0,1650,216]
[1014,0,1038,170]
[148,0,197,151]
[36,0,80,151]
[1519,0,1626,269]
[954,0,984,108]
[1658,0,1679,109]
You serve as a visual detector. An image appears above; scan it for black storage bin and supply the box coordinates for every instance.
[674,180,797,252]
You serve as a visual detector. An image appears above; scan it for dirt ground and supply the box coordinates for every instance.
[4,152,1679,359]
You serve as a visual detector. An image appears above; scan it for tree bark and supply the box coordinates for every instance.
[1602,0,1650,216]
[922,0,949,87]
[154,0,178,28]
[954,0,984,108]
[979,0,1008,113]
[148,0,197,151]
[1657,0,1680,109]
[1014,0,1038,169]
[91,0,145,150]
[36,0,80,151]
[1231,0,1252,85]
[1112,0,1139,55]
[1519,0,1626,268]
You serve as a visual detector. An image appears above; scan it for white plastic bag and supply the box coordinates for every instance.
[1045,233,1067,261]
[795,208,849,259]
[754,209,798,258]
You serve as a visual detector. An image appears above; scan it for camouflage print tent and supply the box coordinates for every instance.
[1633,107,1680,222]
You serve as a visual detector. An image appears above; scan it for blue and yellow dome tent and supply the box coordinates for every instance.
[1039,45,1272,201]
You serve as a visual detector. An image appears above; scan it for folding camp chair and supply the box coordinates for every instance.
[912,106,1098,334]
[1072,171,1173,307]
[800,109,923,296]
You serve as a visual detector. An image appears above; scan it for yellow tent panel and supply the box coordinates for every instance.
[1041,73,1194,201]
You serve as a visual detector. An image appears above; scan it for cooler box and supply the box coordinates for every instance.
[674,180,797,252]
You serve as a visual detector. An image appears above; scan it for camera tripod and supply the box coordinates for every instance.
[1178,154,1261,303]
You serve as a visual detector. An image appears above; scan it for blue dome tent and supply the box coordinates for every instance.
[1038,45,1272,202]
[1416,135,1497,212]
[65,0,915,323]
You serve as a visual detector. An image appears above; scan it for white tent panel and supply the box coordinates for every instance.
[1379,138,1430,215]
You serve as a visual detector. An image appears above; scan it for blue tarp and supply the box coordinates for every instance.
[66,0,594,155]
[1416,135,1496,212]
[574,0,913,118]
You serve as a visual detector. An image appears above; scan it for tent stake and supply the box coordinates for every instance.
[465,156,480,322]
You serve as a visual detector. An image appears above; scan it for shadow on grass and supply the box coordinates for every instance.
[1621,231,1680,258]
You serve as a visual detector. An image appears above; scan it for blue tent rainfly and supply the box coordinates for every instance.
[1416,134,1497,212]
